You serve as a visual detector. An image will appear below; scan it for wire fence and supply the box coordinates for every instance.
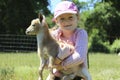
[0,34,119,53]
[0,34,37,52]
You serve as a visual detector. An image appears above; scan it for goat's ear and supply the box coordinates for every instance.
[38,13,43,23]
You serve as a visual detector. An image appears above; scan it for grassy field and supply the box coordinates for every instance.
[0,52,120,80]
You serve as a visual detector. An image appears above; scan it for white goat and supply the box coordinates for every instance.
[25,13,92,80]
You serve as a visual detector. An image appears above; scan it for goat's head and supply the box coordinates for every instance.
[26,13,46,35]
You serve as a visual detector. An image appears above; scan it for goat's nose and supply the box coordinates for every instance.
[25,30,29,34]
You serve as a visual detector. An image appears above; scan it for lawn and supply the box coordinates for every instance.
[0,52,120,80]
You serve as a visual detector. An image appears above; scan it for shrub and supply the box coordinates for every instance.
[88,29,110,53]
[110,39,120,53]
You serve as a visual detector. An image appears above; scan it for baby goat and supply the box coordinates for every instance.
[26,13,92,80]
[26,13,58,80]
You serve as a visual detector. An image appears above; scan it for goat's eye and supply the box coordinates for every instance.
[32,24,35,27]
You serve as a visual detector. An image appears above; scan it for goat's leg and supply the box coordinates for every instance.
[48,56,54,68]
[38,58,46,80]
[48,56,55,80]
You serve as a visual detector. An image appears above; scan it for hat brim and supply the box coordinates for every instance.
[54,10,77,19]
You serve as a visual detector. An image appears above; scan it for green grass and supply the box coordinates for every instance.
[0,52,48,80]
[0,52,120,80]
[89,53,120,80]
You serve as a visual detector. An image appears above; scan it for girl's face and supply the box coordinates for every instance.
[55,13,79,31]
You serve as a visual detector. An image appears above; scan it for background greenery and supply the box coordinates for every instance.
[0,52,120,80]
[0,0,120,79]
[0,0,120,52]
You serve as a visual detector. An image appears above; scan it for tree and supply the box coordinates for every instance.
[0,0,50,34]
[103,0,120,11]
[85,2,120,44]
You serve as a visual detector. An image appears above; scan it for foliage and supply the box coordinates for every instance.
[85,2,120,52]
[110,39,120,53]
[46,14,55,28]
[88,29,110,53]
[104,0,120,11]
[79,10,92,29]
[84,2,120,53]
[0,0,50,34]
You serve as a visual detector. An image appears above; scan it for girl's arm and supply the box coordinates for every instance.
[61,29,88,69]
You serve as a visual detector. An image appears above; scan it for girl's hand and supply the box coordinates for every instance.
[57,41,74,60]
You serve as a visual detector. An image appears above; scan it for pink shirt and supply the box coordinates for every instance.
[51,28,88,69]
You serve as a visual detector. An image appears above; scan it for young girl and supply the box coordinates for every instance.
[47,1,90,80]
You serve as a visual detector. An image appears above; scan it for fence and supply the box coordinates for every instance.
[0,34,119,53]
[0,34,37,52]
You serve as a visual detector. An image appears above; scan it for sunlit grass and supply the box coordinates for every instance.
[0,52,120,80]
[89,53,120,80]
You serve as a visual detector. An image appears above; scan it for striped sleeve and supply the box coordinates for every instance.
[61,29,88,69]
